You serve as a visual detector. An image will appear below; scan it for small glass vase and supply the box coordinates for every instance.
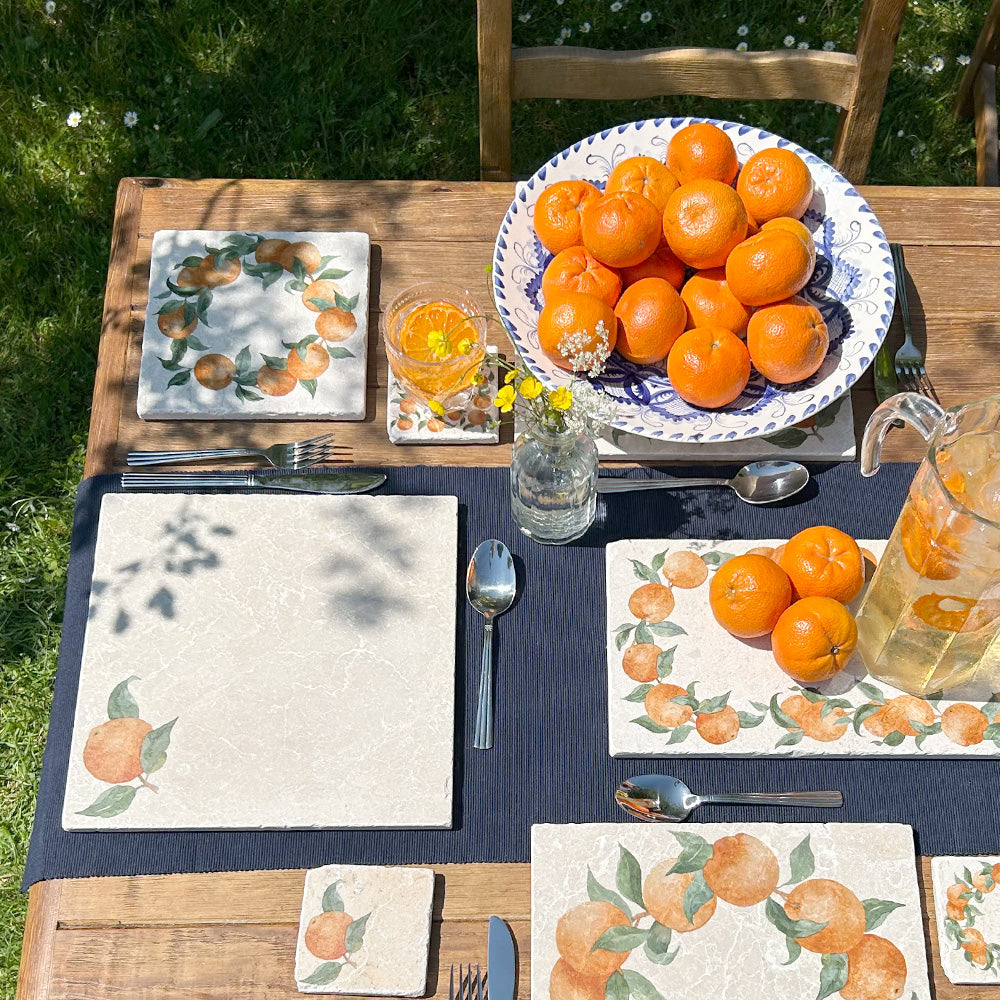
[510,418,598,544]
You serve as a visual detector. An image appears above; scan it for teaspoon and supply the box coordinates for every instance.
[616,774,842,822]
[596,460,809,504]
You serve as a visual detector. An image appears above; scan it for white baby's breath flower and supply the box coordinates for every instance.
[737,24,748,36]
[518,11,531,21]
[797,41,809,49]
[784,35,795,47]
[640,10,652,22]
[579,20,590,31]
[958,54,971,66]
[823,40,836,50]
[123,110,138,127]
[736,41,748,51]
[797,14,806,23]
[66,110,81,127]
[931,56,945,71]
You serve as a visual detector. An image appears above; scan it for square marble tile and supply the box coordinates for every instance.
[295,864,434,995]
[62,492,456,830]
[607,537,1000,758]
[532,822,930,1000]
[139,230,370,420]
[387,347,500,444]
[931,856,1000,983]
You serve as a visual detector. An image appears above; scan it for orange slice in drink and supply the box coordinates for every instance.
[399,300,477,360]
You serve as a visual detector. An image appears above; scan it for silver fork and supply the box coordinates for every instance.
[449,963,485,1000]
[127,432,348,469]
[890,243,939,402]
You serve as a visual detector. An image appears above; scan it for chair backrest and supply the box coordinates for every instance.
[478,0,906,185]
[954,0,1000,185]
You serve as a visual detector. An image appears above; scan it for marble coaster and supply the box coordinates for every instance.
[532,822,930,1000]
[139,230,370,420]
[606,537,1000,757]
[295,864,434,995]
[387,348,500,444]
[931,856,1000,982]
[62,492,456,830]
[595,392,856,461]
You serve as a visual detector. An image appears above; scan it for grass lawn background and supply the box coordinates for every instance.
[0,0,991,992]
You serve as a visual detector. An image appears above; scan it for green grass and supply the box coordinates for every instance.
[0,0,991,993]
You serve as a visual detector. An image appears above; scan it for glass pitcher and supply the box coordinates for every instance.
[856,392,1000,697]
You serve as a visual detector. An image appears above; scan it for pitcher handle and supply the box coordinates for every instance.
[860,392,945,477]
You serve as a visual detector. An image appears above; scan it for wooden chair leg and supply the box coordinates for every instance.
[973,63,999,186]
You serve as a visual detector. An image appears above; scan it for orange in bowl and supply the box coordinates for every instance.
[662,179,748,270]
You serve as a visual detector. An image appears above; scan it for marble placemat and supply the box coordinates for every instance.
[607,537,1000,758]
[532,822,929,1000]
[295,863,434,995]
[139,230,370,420]
[594,393,855,461]
[931,856,1000,983]
[387,348,500,444]
[62,492,456,830]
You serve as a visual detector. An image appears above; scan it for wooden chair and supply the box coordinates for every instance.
[955,0,1000,185]
[478,0,906,185]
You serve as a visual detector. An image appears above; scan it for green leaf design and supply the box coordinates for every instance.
[262,268,283,290]
[656,647,676,678]
[181,255,204,267]
[855,681,886,703]
[186,334,209,352]
[344,912,369,954]
[816,952,849,1000]
[631,714,673,734]
[591,924,648,953]
[650,551,666,573]
[321,882,344,912]
[234,385,264,402]
[605,970,629,1000]
[235,346,253,373]
[616,845,645,908]
[669,832,712,875]
[76,784,137,817]
[667,724,692,743]
[852,702,883,735]
[701,550,735,567]
[769,694,800,729]
[167,370,191,387]
[335,291,359,312]
[622,969,666,1000]
[630,559,660,584]
[182,299,198,325]
[863,898,904,931]
[107,676,141,719]
[764,427,810,449]
[765,896,828,940]
[586,867,630,918]
[634,622,653,645]
[646,621,686,637]
[697,692,730,714]
[159,357,184,371]
[170,338,189,362]
[326,346,354,359]
[157,299,184,314]
[776,730,805,747]
[882,731,906,746]
[681,870,714,923]
[139,718,177,774]
[643,921,677,965]
[305,296,338,311]
[783,934,802,965]
[814,396,844,428]
[292,256,307,281]
[738,711,766,728]
[317,267,350,280]
[787,836,815,885]
[300,378,318,398]
[166,277,201,296]
[624,684,654,703]
[614,624,635,651]
[261,354,287,370]
[301,961,342,986]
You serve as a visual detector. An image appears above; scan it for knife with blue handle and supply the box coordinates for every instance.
[488,915,516,1000]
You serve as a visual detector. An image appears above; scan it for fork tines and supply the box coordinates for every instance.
[449,963,485,1000]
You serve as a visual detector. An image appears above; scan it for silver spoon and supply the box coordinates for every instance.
[467,539,516,750]
[596,460,809,504]
[616,774,842,822]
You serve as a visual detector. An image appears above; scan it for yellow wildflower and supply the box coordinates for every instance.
[427,329,450,358]
[549,386,572,410]
[504,368,518,384]
[457,338,473,355]
[472,371,488,385]
[494,384,517,412]
[427,399,445,416]
[519,376,543,399]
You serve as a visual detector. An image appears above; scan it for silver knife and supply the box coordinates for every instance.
[488,915,516,1000]
[121,471,386,494]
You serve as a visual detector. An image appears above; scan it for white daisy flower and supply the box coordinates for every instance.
[153,123,160,131]
[580,20,590,31]
[823,148,833,159]
[640,10,652,22]
[736,41,748,51]
[610,1,622,9]
[797,14,806,23]
[896,129,904,137]
[823,40,836,51]
[560,26,571,38]
[958,54,971,66]
[931,56,945,71]
[737,24,749,36]
[784,35,795,47]
[518,11,531,21]
[44,0,55,12]
[5,522,19,532]
[554,37,563,44]
[797,41,809,49]
[921,65,933,74]
[66,110,81,127]
[123,110,138,128]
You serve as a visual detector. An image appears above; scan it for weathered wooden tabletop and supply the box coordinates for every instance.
[18,179,1000,1000]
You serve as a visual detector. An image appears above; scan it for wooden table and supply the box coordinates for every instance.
[17,179,1000,1000]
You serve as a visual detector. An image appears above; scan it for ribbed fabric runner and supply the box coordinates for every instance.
[23,463,1000,887]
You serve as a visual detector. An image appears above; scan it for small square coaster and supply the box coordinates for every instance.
[295,864,435,995]
[931,856,1000,983]
[387,348,499,444]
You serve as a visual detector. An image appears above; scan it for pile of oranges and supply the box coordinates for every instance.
[708,526,871,683]
[533,122,828,408]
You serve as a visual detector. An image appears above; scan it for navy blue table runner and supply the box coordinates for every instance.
[23,463,998,888]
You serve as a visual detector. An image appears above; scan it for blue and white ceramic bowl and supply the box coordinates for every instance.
[492,118,895,443]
